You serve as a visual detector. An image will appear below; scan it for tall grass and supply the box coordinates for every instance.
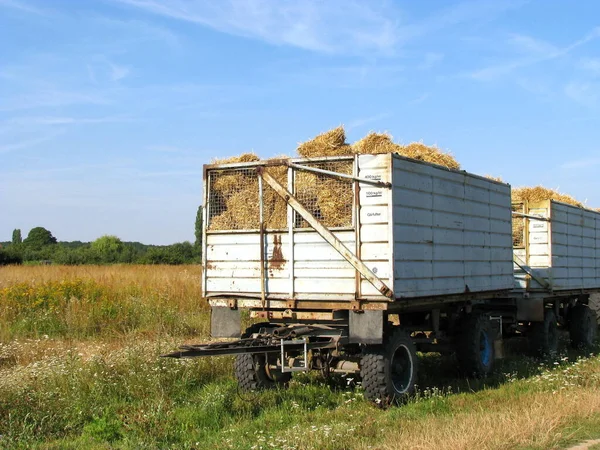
[0,265,207,340]
[0,265,599,449]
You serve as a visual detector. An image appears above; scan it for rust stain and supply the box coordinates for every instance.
[269,234,286,270]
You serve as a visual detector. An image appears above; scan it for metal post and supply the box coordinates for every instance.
[258,176,266,308]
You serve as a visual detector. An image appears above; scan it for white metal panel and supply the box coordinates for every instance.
[391,155,514,298]
[357,154,394,299]
[521,201,600,291]
[205,230,358,299]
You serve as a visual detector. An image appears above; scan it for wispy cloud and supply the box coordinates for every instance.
[347,113,392,131]
[4,115,131,126]
[410,93,430,104]
[112,0,520,56]
[0,129,65,154]
[564,81,599,108]
[0,89,110,112]
[112,0,400,55]
[418,52,444,70]
[0,0,46,15]
[470,27,600,81]
[580,57,600,76]
[108,62,131,81]
[561,155,600,170]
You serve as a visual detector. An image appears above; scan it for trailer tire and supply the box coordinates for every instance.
[569,304,598,350]
[529,309,558,358]
[360,328,417,406]
[234,324,291,391]
[456,313,494,377]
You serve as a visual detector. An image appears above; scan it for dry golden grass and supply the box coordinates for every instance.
[371,388,600,450]
[0,265,205,340]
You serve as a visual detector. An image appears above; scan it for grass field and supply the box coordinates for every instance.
[1,265,599,449]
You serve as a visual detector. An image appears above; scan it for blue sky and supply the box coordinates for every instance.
[1,0,600,244]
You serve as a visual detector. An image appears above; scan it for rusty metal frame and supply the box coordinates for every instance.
[257,166,394,299]
[287,161,392,188]
[258,175,266,308]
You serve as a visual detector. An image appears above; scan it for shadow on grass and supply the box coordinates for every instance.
[413,331,600,396]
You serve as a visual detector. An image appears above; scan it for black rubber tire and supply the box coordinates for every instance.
[569,304,598,350]
[360,328,418,406]
[234,324,291,391]
[529,309,558,357]
[456,314,495,377]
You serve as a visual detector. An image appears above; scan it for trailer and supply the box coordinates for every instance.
[165,153,599,405]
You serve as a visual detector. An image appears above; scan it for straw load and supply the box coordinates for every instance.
[296,126,350,158]
[208,127,595,234]
[511,186,586,247]
[512,186,584,208]
[209,127,460,230]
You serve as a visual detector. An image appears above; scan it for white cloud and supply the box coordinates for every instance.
[112,0,520,56]
[347,113,392,131]
[0,0,46,14]
[470,27,600,81]
[561,155,600,170]
[564,81,599,108]
[0,129,65,154]
[580,57,600,76]
[109,62,131,81]
[113,0,400,55]
[418,52,443,70]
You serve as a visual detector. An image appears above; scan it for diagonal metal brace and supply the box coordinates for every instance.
[513,253,551,290]
[257,167,394,299]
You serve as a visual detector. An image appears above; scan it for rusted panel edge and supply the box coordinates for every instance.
[209,298,389,311]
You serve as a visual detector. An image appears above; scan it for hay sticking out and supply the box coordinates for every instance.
[485,175,504,182]
[209,127,461,230]
[512,186,584,208]
[511,186,587,247]
[296,126,348,157]
[212,152,260,164]
[353,132,401,155]
[397,142,460,170]
[351,133,460,169]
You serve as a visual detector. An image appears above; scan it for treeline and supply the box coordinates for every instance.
[1,206,203,266]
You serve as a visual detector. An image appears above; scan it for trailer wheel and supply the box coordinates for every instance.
[529,309,558,357]
[234,324,291,391]
[360,328,417,406]
[569,304,598,350]
[456,313,494,377]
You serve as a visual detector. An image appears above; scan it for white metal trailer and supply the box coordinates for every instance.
[203,153,515,307]
[167,153,599,406]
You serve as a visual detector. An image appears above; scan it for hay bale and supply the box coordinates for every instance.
[352,134,460,169]
[397,142,460,170]
[297,126,349,157]
[512,186,584,208]
[317,178,353,227]
[212,152,260,164]
[353,132,401,155]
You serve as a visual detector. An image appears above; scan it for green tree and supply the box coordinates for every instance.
[194,205,203,249]
[23,227,57,249]
[91,235,123,263]
[12,229,22,245]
